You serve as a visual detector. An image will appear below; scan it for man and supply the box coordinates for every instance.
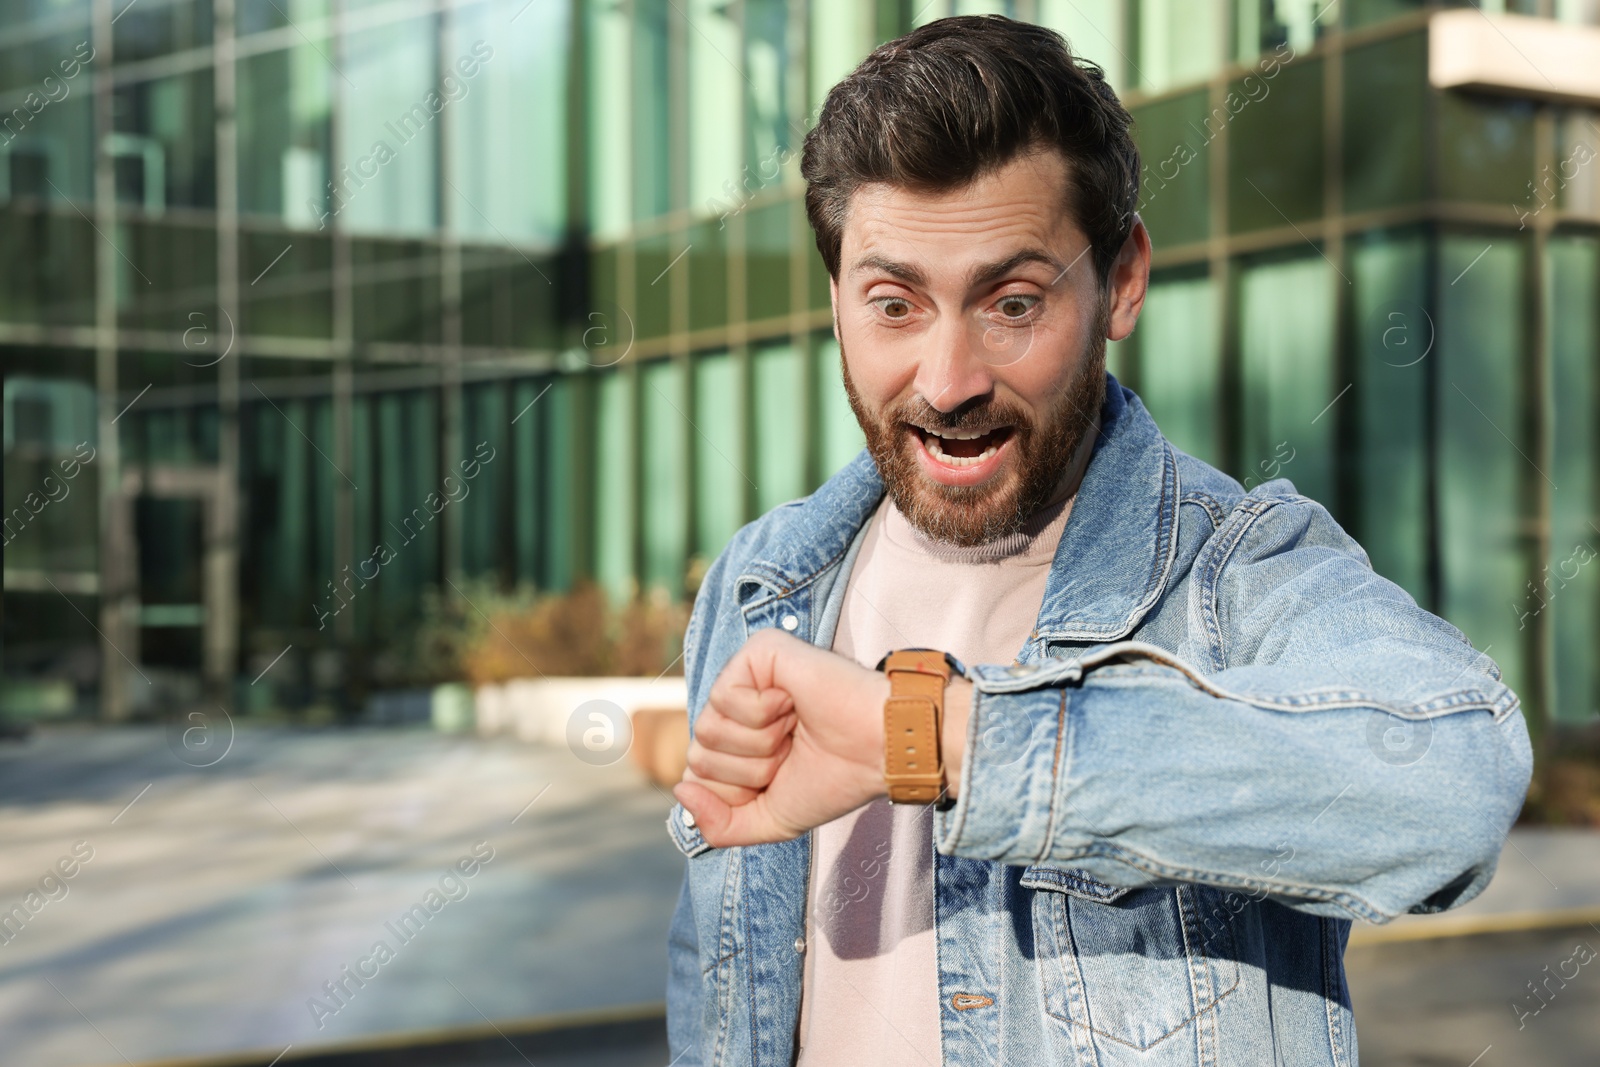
[666,16,1531,1066]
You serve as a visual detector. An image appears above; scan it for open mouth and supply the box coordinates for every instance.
[911,424,1014,469]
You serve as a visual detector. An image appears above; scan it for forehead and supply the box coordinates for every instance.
[841,149,1080,271]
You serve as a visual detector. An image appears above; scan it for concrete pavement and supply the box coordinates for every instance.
[0,726,683,1067]
[2,725,1598,1067]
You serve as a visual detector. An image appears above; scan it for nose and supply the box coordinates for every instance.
[912,316,996,413]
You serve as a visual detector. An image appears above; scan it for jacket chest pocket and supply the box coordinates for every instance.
[1026,867,1240,1054]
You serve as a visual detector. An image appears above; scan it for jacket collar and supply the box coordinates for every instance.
[734,375,1180,643]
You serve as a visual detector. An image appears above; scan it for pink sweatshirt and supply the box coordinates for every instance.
[795,486,1077,1065]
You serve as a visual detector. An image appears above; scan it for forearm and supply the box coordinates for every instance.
[936,651,1532,923]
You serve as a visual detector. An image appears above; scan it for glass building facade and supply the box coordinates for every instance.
[3,0,1599,729]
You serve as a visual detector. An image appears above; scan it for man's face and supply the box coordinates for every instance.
[831,148,1148,545]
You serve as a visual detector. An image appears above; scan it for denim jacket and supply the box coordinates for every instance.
[665,378,1532,1066]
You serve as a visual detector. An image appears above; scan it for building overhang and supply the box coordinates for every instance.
[1431,10,1600,107]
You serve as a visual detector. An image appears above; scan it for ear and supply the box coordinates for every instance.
[1105,217,1151,343]
[829,275,841,343]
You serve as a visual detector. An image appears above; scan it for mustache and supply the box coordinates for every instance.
[893,395,1033,435]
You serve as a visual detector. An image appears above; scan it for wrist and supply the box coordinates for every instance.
[941,678,971,801]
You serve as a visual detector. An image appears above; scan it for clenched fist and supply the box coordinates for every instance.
[674,628,971,847]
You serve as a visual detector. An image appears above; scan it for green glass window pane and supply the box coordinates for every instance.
[352,238,441,343]
[691,0,744,214]
[338,18,438,234]
[111,70,216,209]
[641,358,688,594]
[373,389,439,623]
[0,58,95,201]
[241,230,332,338]
[461,247,559,349]
[0,26,93,95]
[1437,237,1526,704]
[1229,56,1323,234]
[1350,230,1427,601]
[238,0,330,35]
[633,0,671,220]
[587,0,631,239]
[447,3,567,243]
[351,393,374,633]
[1105,336,1129,383]
[1136,0,1221,94]
[693,351,745,558]
[543,376,580,591]
[595,370,636,601]
[1437,92,1535,207]
[1343,34,1426,215]
[510,378,544,587]
[118,220,216,332]
[1,376,97,574]
[0,210,95,326]
[310,397,335,592]
[112,0,209,61]
[1131,90,1211,249]
[689,219,729,333]
[753,342,806,511]
[809,0,874,113]
[373,392,403,617]
[746,0,794,181]
[237,44,331,226]
[1554,108,1600,217]
[813,335,866,480]
[636,229,677,341]
[747,200,792,323]
[809,240,832,311]
[1345,0,1425,31]
[1135,271,1220,467]
[461,383,507,578]
[1237,254,1336,505]
[1233,0,1332,62]
[1547,236,1599,723]
[589,244,621,334]
[1037,0,1126,93]
[278,397,310,612]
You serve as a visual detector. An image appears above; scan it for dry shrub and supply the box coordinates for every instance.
[1520,748,1600,828]
[454,580,687,686]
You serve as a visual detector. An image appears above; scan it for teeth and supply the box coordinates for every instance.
[923,436,1000,468]
[918,428,997,441]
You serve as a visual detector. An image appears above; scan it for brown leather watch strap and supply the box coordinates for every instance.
[882,649,952,805]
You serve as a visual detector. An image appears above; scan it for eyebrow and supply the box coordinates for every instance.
[847,247,1068,291]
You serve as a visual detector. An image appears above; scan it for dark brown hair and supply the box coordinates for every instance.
[801,15,1139,285]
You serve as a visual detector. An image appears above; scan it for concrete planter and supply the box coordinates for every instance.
[474,676,689,745]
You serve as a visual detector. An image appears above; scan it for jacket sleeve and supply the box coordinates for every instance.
[664,541,736,1065]
[934,492,1534,924]
[665,870,704,1065]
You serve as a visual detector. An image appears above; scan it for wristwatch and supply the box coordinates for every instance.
[875,649,967,807]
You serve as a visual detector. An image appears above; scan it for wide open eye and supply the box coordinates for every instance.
[993,293,1040,321]
[872,296,914,320]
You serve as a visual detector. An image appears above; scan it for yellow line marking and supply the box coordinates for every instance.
[1349,906,1600,947]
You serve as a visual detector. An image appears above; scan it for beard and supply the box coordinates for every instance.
[840,309,1108,548]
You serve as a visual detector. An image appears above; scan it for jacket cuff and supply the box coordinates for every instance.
[936,664,1078,860]
[667,802,714,857]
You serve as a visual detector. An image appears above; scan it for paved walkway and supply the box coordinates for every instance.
[2,726,1597,1066]
[0,727,683,1067]
[1351,825,1600,944]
